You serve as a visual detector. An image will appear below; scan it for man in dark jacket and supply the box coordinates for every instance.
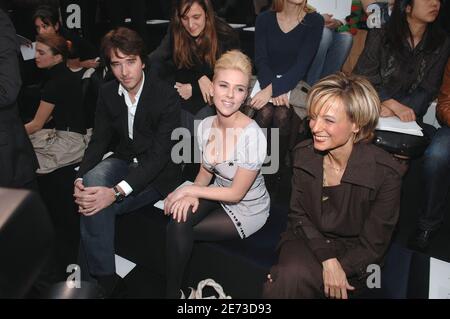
[74,27,181,296]
[0,8,38,190]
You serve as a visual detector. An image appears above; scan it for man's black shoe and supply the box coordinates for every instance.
[95,274,128,299]
[408,228,437,252]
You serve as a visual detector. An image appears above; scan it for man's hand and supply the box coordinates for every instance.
[383,99,416,122]
[74,179,85,202]
[74,186,116,216]
[250,85,272,110]
[198,76,213,104]
[175,82,193,100]
[322,258,355,299]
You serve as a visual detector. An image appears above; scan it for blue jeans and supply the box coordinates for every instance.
[306,28,353,86]
[418,126,450,230]
[79,158,161,276]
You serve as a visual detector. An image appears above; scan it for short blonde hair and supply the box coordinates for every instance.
[213,50,252,85]
[307,73,380,143]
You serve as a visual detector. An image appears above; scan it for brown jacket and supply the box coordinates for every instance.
[282,140,406,279]
[437,58,450,127]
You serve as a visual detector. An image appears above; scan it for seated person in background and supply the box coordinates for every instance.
[250,0,323,186]
[163,50,270,299]
[263,73,406,299]
[306,0,353,85]
[354,0,450,136]
[410,57,450,250]
[74,27,181,297]
[25,34,88,174]
[148,0,239,134]
[33,5,99,71]
[212,0,256,25]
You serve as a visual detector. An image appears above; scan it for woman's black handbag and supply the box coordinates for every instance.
[373,130,431,159]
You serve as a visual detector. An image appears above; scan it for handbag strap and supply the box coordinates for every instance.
[195,278,232,299]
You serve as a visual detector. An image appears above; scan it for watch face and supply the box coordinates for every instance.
[114,187,124,202]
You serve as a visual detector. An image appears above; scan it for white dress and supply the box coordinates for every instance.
[197,116,270,238]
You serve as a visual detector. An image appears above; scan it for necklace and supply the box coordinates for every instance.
[324,156,346,172]
[323,158,346,187]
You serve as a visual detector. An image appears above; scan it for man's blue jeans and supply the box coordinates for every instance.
[418,126,450,230]
[79,158,161,276]
[306,28,353,86]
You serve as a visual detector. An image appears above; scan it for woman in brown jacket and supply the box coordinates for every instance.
[410,57,450,250]
[263,73,405,299]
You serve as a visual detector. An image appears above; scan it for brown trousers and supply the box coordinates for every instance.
[262,236,368,299]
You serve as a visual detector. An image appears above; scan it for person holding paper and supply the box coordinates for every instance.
[164,50,270,298]
[354,0,449,131]
[251,0,323,188]
[263,73,405,299]
[410,57,450,250]
[306,0,353,85]
[73,27,181,297]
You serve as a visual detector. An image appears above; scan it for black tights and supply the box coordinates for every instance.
[255,104,292,171]
[255,103,292,136]
[165,199,239,298]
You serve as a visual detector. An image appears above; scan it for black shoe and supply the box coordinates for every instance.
[408,228,437,252]
[95,274,127,299]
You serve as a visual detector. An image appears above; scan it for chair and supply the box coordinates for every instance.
[0,188,54,298]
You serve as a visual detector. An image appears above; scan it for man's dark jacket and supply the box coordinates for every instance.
[77,69,181,196]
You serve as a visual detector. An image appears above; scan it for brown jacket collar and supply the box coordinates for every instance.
[293,140,403,190]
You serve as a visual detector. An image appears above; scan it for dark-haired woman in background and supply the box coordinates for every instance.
[149,0,239,134]
[354,0,450,131]
[25,34,87,174]
[33,5,99,71]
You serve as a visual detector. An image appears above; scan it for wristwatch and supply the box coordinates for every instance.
[113,186,125,203]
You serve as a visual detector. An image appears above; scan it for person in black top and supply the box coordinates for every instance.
[0,8,38,189]
[25,33,87,174]
[148,0,239,134]
[33,5,99,70]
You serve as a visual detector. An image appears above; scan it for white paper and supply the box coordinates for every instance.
[20,42,36,61]
[154,180,194,210]
[429,257,450,299]
[243,27,255,32]
[376,117,423,136]
[308,0,352,21]
[229,23,246,29]
[115,254,136,279]
[146,19,170,25]
[250,79,291,103]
